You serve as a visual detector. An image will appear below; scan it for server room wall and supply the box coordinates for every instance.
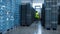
[0,0,21,33]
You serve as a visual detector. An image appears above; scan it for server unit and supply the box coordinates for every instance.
[45,0,58,30]
[20,3,35,26]
[41,4,45,27]
[14,0,21,26]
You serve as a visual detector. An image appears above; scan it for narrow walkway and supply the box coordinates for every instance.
[5,21,60,34]
[5,21,41,34]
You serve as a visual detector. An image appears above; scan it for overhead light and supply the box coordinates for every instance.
[32,3,42,8]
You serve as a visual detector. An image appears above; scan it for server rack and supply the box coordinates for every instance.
[0,0,21,34]
[45,0,58,30]
[41,4,45,27]
[20,3,35,26]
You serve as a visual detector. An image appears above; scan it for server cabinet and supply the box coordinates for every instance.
[45,0,58,30]
[20,3,35,26]
[20,4,27,26]
[41,4,45,27]
[0,0,21,33]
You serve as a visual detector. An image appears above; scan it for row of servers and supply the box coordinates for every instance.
[20,3,35,26]
[41,4,60,30]
[41,0,60,30]
[45,0,58,30]
[0,0,21,34]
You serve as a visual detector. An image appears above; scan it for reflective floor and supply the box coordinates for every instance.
[6,21,60,34]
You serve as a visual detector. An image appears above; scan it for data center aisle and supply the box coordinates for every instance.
[5,21,60,34]
[5,21,41,34]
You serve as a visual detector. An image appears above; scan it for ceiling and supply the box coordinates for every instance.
[33,0,44,3]
[21,0,44,3]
